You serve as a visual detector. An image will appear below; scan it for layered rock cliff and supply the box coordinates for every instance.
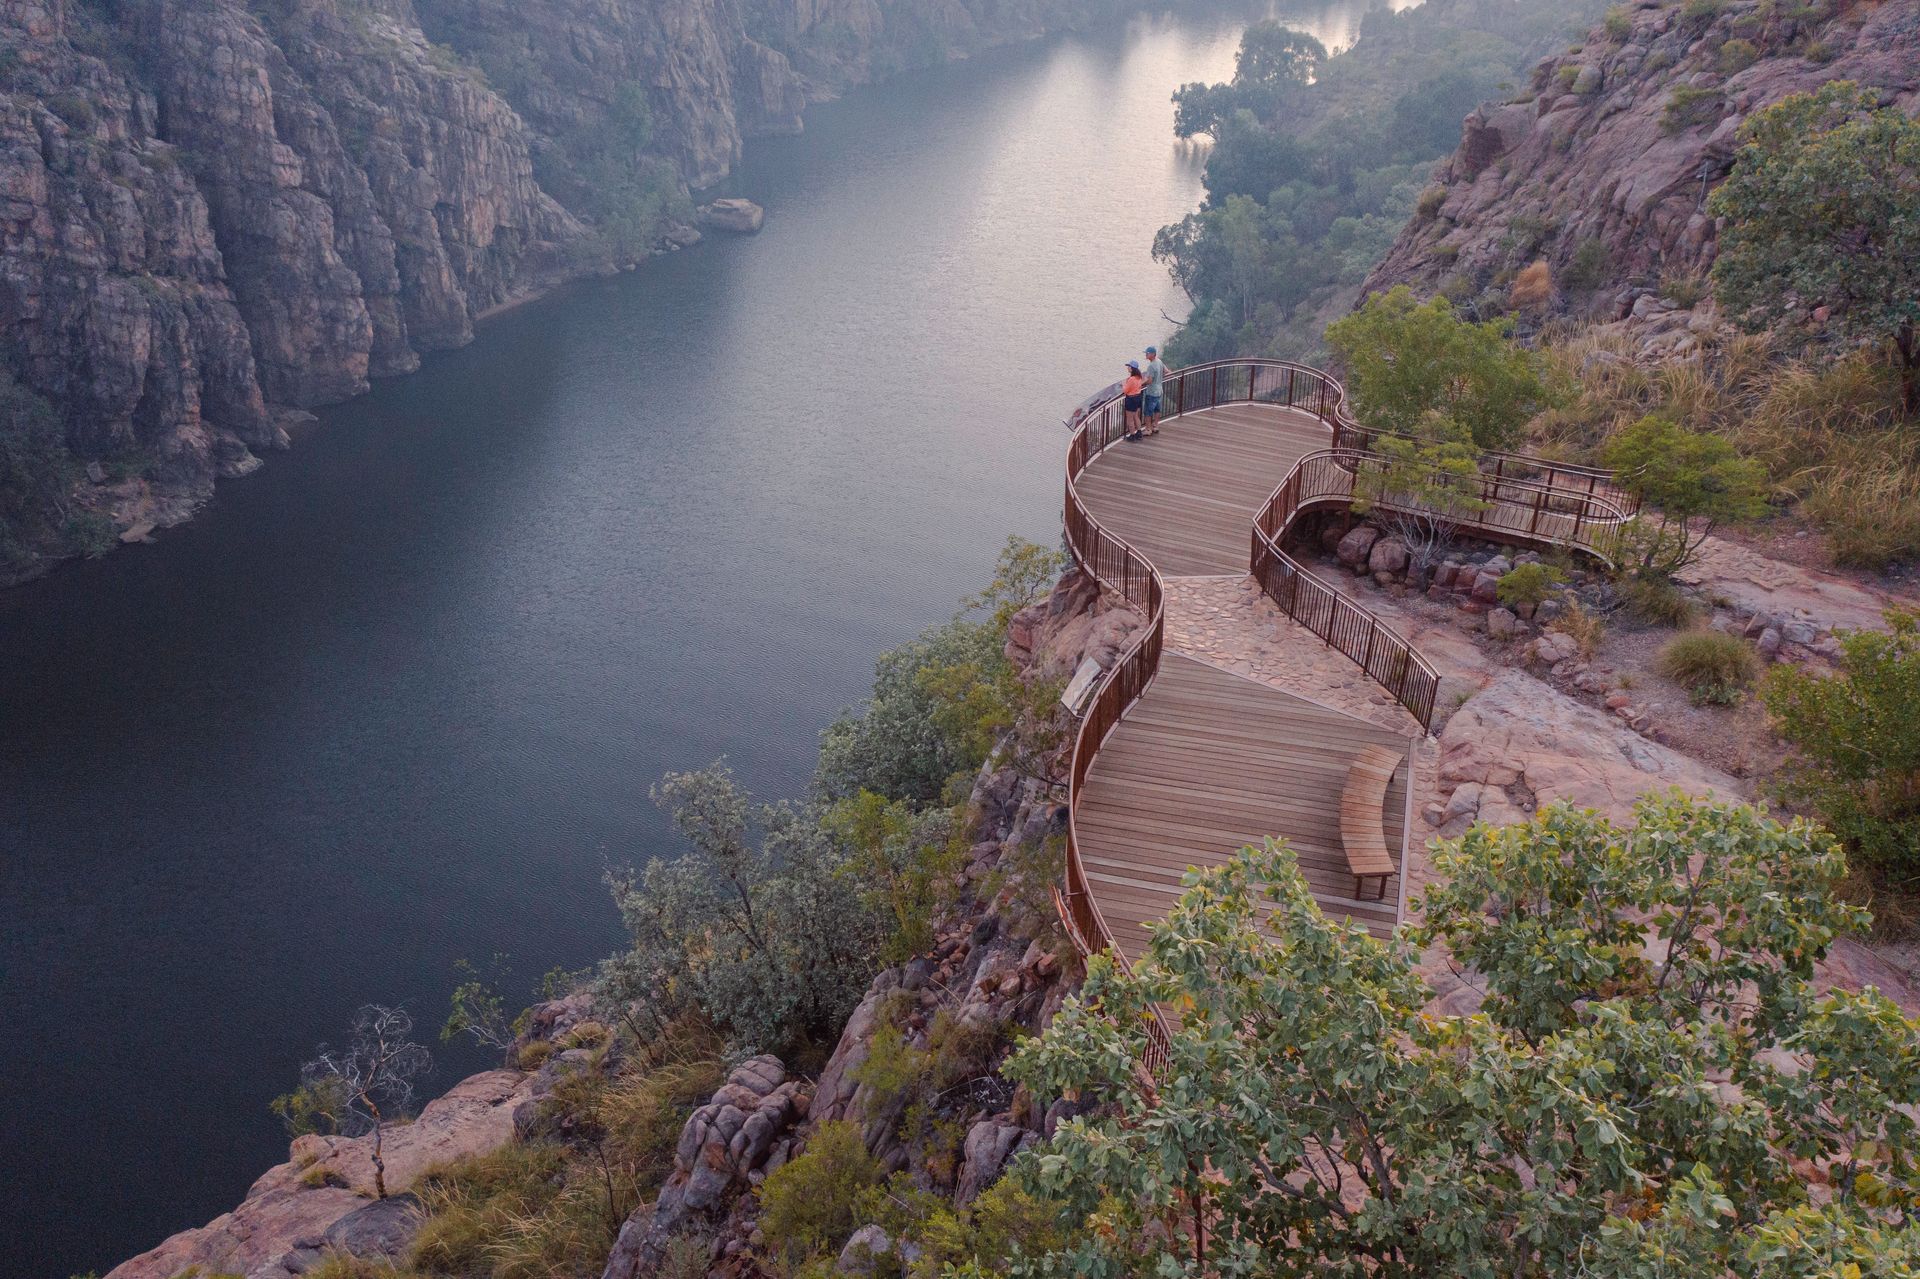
[1360,0,1920,317]
[0,0,1138,583]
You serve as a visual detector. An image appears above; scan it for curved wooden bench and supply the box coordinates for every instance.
[1340,744,1401,901]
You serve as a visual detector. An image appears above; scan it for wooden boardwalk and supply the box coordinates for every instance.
[1070,404,1333,575]
[1070,404,1418,960]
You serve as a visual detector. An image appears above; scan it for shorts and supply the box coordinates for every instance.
[1123,394,1143,412]
[1143,394,1162,416]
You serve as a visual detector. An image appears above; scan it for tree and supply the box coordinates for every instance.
[1327,285,1555,449]
[291,1005,433,1199]
[1348,411,1490,578]
[441,954,517,1052]
[1763,609,1920,887]
[1001,795,1920,1278]
[1602,415,1767,577]
[1171,23,1323,138]
[603,762,884,1057]
[1709,81,1920,414]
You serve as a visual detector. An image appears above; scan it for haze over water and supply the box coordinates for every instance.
[0,4,1393,1271]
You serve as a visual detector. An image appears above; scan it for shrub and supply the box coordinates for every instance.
[757,1121,882,1259]
[1508,260,1552,310]
[1495,562,1566,608]
[1416,185,1448,219]
[1659,273,1708,308]
[1681,0,1726,20]
[1603,5,1634,38]
[1662,84,1725,135]
[1604,415,1768,577]
[1549,599,1605,656]
[850,1022,929,1103]
[1561,238,1610,292]
[1659,630,1759,704]
[1717,37,1760,73]
[1802,38,1833,63]
[1764,610,1920,886]
[304,1258,431,1279]
[1325,286,1557,450]
[1621,573,1699,627]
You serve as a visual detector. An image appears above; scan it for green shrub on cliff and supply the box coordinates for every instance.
[816,536,1064,806]
[757,1120,882,1262]
[1764,610,1920,889]
[603,762,884,1059]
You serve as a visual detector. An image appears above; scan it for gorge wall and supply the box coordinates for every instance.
[0,0,1138,583]
[1359,0,1920,319]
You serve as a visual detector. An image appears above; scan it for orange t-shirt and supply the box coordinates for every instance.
[1123,375,1145,397]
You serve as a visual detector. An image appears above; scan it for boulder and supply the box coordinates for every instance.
[1335,525,1380,569]
[1486,608,1520,640]
[696,197,765,233]
[1367,536,1410,577]
[956,1121,1031,1205]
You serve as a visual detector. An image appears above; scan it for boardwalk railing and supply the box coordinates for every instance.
[1057,358,1635,1065]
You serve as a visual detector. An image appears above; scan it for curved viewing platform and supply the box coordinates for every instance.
[1054,359,1633,1063]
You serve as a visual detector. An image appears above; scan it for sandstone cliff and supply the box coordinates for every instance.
[1360,0,1920,318]
[0,0,1139,583]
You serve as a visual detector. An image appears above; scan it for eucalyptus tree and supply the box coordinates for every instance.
[296,1004,433,1200]
[994,794,1920,1278]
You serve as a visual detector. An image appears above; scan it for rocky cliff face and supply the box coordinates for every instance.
[0,0,1136,583]
[1360,0,1920,317]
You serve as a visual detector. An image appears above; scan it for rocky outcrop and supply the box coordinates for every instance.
[1,0,1142,583]
[1362,0,1920,315]
[105,1068,536,1279]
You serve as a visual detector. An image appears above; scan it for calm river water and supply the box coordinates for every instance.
[1,4,1388,1271]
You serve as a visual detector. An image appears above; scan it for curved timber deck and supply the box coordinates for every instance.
[1071,400,1417,953]
[1056,360,1633,993]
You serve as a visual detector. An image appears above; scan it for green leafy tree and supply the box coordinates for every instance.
[1709,81,1920,414]
[1327,286,1555,449]
[1763,609,1920,887]
[602,763,884,1057]
[1349,411,1491,575]
[1001,795,1920,1278]
[816,537,1063,806]
[1171,23,1324,138]
[1602,415,1768,576]
[822,790,960,963]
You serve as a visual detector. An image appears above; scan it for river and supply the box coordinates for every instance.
[1,4,1391,1272]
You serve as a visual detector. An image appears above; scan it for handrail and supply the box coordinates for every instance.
[1055,358,1634,1072]
[1159,357,1640,516]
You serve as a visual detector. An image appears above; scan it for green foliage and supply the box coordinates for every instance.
[269,1076,350,1137]
[822,790,959,963]
[855,1173,1079,1279]
[1603,415,1768,576]
[1662,83,1726,135]
[1764,610,1920,886]
[1718,36,1761,73]
[302,1257,431,1279]
[1495,561,1566,608]
[441,955,515,1051]
[1603,5,1634,37]
[756,1120,882,1260]
[1709,81,1920,412]
[1158,0,1603,364]
[1171,23,1325,138]
[1326,286,1555,449]
[1003,794,1920,1277]
[602,762,883,1058]
[1620,572,1699,628]
[818,537,1063,807]
[1350,412,1491,572]
[1562,236,1610,292]
[1658,629,1759,705]
[849,1021,929,1104]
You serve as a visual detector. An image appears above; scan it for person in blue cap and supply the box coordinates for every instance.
[1141,344,1168,437]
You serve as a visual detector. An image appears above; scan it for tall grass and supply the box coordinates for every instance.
[1533,330,1917,567]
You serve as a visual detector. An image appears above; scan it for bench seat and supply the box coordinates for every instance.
[1339,744,1401,902]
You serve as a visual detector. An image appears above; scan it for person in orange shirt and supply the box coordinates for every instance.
[1122,361,1147,440]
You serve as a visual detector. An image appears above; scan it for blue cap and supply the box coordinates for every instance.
[1126,360,1141,371]
[1145,345,1158,355]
